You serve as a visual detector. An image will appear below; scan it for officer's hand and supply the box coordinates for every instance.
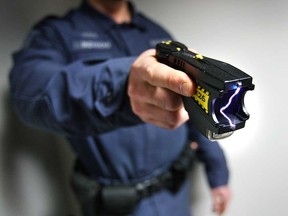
[211,186,232,215]
[128,49,195,129]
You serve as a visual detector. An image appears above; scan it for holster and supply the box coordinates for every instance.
[101,185,139,215]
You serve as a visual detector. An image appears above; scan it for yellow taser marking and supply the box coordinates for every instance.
[193,86,210,113]
[195,54,204,60]
[161,40,172,45]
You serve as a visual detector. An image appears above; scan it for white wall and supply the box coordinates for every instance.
[1,0,287,216]
[133,0,288,215]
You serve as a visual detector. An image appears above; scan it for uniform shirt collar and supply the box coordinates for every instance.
[80,1,146,30]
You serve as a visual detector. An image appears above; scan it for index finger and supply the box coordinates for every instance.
[144,61,195,97]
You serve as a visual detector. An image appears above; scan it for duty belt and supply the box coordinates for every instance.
[71,142,195,215]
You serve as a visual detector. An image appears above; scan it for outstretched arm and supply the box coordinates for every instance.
[10,18,196,137]
[9,18,142,136]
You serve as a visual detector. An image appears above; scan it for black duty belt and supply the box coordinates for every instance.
[71,142,195,215]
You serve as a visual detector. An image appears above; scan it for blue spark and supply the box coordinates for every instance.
[220,87,241,128]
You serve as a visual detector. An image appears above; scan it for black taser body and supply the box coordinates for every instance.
[156,41,255,140]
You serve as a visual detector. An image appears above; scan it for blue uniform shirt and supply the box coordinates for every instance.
[10,1,228,215]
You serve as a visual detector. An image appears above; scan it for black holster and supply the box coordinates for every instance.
[101,185,139,215]
[71,167,140,215]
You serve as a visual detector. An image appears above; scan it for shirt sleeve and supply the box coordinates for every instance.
[188,124,229,188]
[9,19,142,137]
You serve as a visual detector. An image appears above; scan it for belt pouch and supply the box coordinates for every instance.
[101,185,139,215]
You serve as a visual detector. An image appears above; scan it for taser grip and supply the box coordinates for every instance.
[156,41,255,140]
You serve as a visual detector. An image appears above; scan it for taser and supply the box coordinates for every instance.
[156,41,255,140]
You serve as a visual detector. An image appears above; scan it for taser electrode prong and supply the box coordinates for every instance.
[156,41,255,140]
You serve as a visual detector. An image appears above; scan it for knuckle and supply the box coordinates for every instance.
[151,96,165,109]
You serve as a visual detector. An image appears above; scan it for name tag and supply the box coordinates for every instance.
[73,40,112,50]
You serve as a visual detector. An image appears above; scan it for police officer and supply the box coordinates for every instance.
[9,0,231,215]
